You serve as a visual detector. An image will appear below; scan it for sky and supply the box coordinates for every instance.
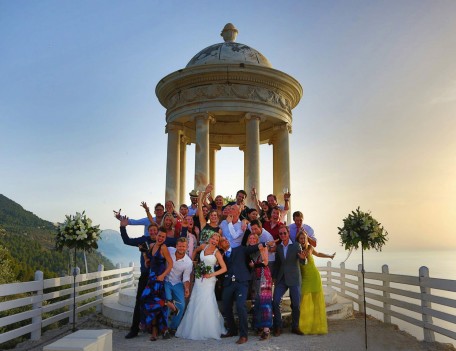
[1,0,456,256]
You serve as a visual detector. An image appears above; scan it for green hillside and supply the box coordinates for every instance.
[0,194,114,282]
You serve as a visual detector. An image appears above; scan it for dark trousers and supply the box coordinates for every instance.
[222,281,249,337]
[272,278,301,329]
[130,272,148,332]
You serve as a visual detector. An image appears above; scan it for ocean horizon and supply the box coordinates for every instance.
[327,248,456,279]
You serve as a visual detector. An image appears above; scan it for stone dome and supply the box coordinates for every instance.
[186,23,272,68]
[186,42,272,68]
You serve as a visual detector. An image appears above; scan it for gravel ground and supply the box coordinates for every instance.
[13,313,455,351]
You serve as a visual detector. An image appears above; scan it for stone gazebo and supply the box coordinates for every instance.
[156,24,303,208]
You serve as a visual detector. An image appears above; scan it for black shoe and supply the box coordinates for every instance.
[221,331,238,338]
[291,328,304,335]
[163,331,171,340]
[125,330,138,339]
[169,329,177,336]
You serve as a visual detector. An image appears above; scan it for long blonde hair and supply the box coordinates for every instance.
[296,230,309,250]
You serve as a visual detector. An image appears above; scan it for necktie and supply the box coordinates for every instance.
[226,250,231,258]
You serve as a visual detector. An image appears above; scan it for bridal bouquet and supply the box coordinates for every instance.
[338,207,388,251]
[194,261,213,280]
[56,211,101,252]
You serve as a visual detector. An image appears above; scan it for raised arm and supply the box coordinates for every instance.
[119,217,148,246]
[283,192,290,211]
[141,201,156,225]
[312,247,336,260]
[198,192,207,228]
[251,188,262,212]
[113,209,122,220]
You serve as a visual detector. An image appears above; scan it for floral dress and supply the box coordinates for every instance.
[250,251,273,329]
[140,243,169,334]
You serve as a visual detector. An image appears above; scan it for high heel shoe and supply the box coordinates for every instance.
[260,329,270,340]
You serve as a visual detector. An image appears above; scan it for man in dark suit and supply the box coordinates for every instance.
[272,224,305,336]
[219,236,272,344]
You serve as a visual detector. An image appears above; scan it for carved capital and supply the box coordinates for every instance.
[244,113,266,123]
[273,122,292,134]
[181,135,191,145]
[210,143,221,151]
[165,123,183,134]
[194,113,216,124]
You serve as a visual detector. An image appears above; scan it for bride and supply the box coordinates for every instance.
[176,233,227,340]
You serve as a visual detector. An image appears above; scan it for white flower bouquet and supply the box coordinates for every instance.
[338,207,388,251]
[56,211,101,252]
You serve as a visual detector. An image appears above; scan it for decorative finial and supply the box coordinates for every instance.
[221,23,238,43]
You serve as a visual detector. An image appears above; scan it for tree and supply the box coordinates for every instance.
[0,243,16,284]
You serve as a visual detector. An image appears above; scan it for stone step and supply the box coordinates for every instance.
[102,286,354,326]
[326,295,354,320]
[102,293,133,327]
[118,287,136,308]
[324,287,338,305]
[273,287,353,320]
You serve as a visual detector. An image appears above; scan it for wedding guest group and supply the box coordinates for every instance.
[115,183,335,344]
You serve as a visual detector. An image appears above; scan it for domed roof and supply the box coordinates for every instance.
[186,42,272,68]
[186,23,272,68]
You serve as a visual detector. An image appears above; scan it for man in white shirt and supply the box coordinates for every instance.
[165,237,193,334]
[288,211,317,246]
[220,205,244,248]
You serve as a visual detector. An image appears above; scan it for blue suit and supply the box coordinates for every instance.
[222,244,260,338]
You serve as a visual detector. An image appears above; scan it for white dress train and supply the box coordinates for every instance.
[176,248,226,340]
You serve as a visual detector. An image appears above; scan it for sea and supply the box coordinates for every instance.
[318,248,456,347]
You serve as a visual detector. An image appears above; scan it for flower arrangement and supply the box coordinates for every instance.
[56,211,101,252]
[338,207,388,251]
[194,261,212,280]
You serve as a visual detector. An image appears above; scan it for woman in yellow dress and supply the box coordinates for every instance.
[297,230,335,334]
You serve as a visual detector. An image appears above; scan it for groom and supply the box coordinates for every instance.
[219,236,271,344]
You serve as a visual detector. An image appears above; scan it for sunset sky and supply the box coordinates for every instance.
[1,0,456,254]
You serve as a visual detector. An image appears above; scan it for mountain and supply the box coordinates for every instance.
[97,229,142,268]
[0,194,115,281]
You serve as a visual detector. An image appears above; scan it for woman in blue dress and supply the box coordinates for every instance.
[140,227,174,341]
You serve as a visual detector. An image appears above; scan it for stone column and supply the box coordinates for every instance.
[272,123,291,210]
[209,144,221,196]
[245,113,261,209]
[194,114,214,191]
[179,135,190,205]
[270,135,280,198]
[165,124,181,205]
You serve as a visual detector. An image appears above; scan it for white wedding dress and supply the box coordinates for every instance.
[175,247,226,340]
